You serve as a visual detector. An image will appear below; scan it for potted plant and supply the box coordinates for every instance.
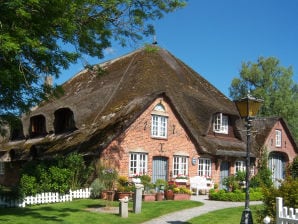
[173,186,192,200]
[116,176,134,199]
[99,167,118,201]
[142,188,157,201]
[164,182,176,200]
[155,179,167,201]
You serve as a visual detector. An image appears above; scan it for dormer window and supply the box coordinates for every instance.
[213,113,228,134]
[151,103,168,138]
[30,115,47,138]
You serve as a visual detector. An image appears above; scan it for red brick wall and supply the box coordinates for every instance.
[101,97,202,181]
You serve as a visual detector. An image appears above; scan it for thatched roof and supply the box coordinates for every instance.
[1,46,247,160]
[252,117,298,153]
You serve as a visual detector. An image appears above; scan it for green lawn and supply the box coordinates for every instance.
[0,199,202,224]
[188,205,264,224]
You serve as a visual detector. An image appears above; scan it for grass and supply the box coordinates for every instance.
[188,205,264,224]
[0,199,202,224]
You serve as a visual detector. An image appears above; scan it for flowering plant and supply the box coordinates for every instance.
[101,167,118,190]
[175,174,188,179]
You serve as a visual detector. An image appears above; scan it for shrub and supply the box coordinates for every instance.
[173,186,192,195]
[18,153,91,196]
[258,177,298,223]
[209,188,263,202]
[90,178,105,198]
[290,156,298,179]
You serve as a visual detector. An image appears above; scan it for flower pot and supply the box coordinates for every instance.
[101,190,115,201]
[173,193,191,200]
[155,192,164,201]
[142,194,156,201]
[165,190,174,200]
[117,192,131,200]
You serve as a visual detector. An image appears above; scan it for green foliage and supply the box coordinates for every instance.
[229,56,298,140]
[250,148,273,188]
[19,174,38,196]
[290,156,298,179]
[90,178,106,199]
[19,153,91,196]
[140,174,153,192]
[117,176,134,192]
[209,188,263,201]
[99,167,118,190]
[259,177,298,223]
[0,0,186,116]
[173,186,192,195]
[222,171,246,192]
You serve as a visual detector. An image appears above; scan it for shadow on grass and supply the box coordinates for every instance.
[0,205,80,222]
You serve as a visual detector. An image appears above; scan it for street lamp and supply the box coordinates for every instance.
[234,93,263,224]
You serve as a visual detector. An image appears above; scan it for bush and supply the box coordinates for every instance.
[18,153,91,196]
[258,177,298,223]
[90,178,105,198]
[290,156,298,179]
[209,188,263,202]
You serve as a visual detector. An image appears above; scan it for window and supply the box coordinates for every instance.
[151,104,168,138]
[30,115,46,137]
[276,130,282,147]
[198,158,211,177]
[213,113,228,134]
[173,156,188,177]
[235,160,246,173]
[151,115,167,138]
[129,153,148,176]
[0,162,4,175]
[54,108,76,134]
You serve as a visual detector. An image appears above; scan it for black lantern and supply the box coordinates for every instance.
[234,93,263,224]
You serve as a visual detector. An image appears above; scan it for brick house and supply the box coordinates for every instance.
[0,46,297,188]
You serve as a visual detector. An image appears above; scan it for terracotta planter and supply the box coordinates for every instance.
[142,194,156,201]
[165,190,174,200]
[117,192,131,200]
[155,192,164,201]
[173,193,191,201]
[101,190,115,201]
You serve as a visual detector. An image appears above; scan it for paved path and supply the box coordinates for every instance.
[142,195,262,224]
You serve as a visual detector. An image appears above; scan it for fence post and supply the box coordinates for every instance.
[276,197,283,224]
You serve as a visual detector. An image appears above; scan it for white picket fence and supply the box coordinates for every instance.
[276,197,298,224]
[0,188,91,208]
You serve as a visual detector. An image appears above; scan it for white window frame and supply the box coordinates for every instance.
[0,162,4,175]
[276,130,282,147]
[173,156,188,177]
[213,113,228,134]
[198,158,212,177]
[151,115,168,138]
[235,160,246,173]
[129,153,148,176]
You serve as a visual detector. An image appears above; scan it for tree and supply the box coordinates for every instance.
[0,0,186,116]
[229,56,298,140]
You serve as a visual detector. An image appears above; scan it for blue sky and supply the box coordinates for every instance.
[56,0,298,98]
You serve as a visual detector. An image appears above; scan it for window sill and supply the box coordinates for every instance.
[151,136,168,140]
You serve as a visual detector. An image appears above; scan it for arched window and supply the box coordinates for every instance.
[30,115,46,138]
[54,108,76,134]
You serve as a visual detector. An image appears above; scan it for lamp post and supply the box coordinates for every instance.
[234,94,263,224]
